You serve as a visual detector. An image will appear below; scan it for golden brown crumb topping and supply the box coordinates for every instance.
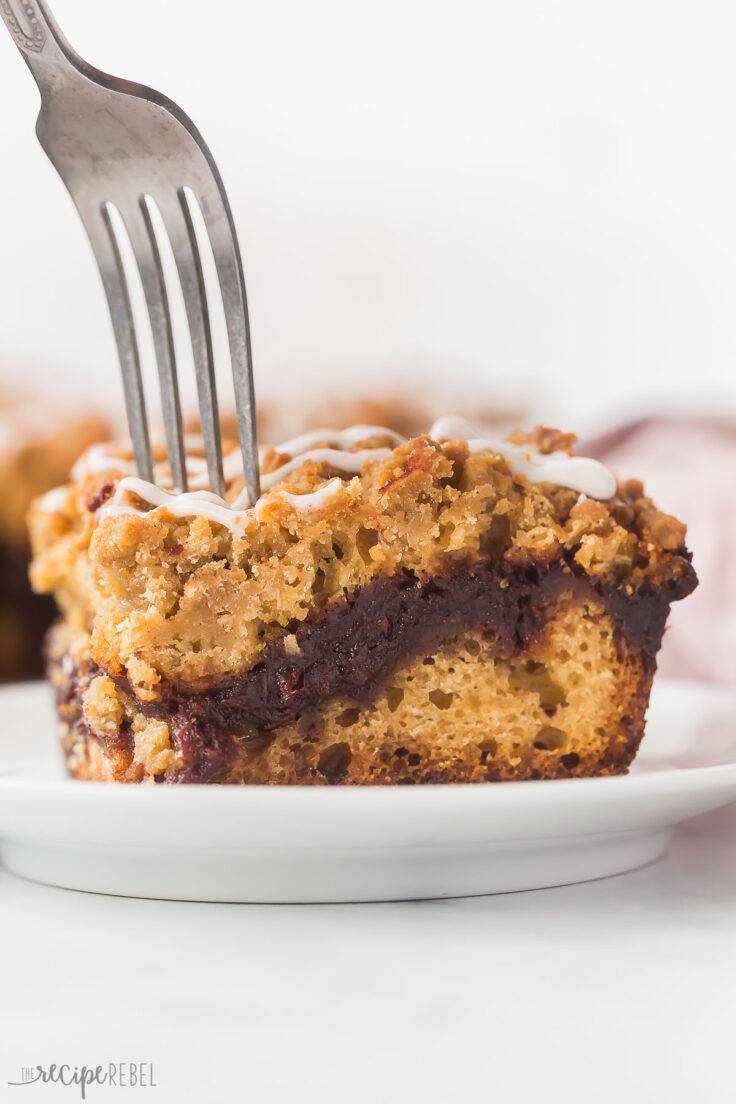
[506,425,579,456]
[28,429,692,698]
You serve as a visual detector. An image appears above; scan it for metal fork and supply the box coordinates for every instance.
[0,0,260,502]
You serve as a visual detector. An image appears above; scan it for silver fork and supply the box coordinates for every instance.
[0,0,260,502]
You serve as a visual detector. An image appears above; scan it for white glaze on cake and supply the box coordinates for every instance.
[64,415,616,530]
[253,478,345,520]
[99,478,251,531]
[429,416,617,499]
[98,475,347,532]
[37,486,70,513]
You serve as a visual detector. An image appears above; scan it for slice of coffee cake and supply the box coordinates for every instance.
[29,416,696,784]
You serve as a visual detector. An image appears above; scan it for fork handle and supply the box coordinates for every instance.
[0,0,76,83]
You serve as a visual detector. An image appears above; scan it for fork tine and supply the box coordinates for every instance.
[200,190,261,506]
[117,196,188,493]
[79,201,154,482]
[156,191,225,500]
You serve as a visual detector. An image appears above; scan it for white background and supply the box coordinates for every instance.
[1,0,735,428]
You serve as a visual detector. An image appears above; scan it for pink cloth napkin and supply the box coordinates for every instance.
[585,417,736,686]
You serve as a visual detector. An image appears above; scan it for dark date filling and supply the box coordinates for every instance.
[64,554,696,783]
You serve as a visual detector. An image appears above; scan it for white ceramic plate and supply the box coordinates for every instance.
[0,679,734,902]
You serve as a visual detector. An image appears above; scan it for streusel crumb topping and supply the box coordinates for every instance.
[29,427,691,696]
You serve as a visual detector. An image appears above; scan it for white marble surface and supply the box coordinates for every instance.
[1,803,734,1103]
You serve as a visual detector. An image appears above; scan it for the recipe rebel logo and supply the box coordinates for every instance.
[8,1062,157,1098]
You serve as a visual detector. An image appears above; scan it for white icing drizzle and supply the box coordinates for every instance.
[79,412,615,531]
[38,485,70,513]
[72,442,135,480]
[73,425,401,491]
[101,478,251,532]
[429,416,616,499]
[260,447,392,492]
[253,478,344,520]
[99,475,347,533]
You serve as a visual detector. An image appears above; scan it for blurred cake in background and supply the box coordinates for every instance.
[252,390,523,444]
[0,392,107,681]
